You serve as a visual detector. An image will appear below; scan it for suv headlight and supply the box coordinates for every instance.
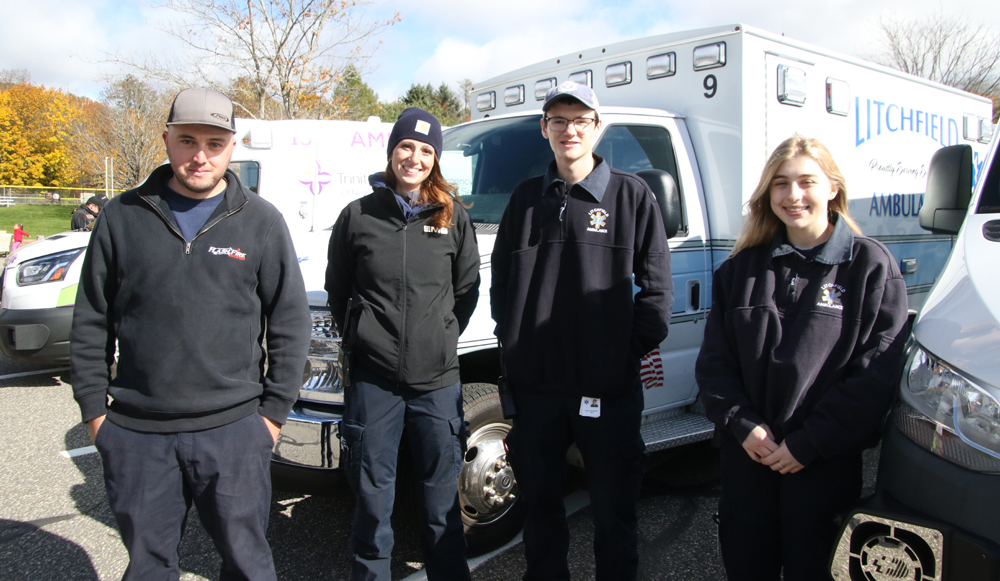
[16,249,85,286]
[897,341,1000,471]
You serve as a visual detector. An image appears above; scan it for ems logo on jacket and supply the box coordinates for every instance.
[208,246,247,261]
[818,283,845,310]
[587,208,609,233]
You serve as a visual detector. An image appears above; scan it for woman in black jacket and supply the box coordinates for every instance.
[696,136,908,580]
[326,108,479,581]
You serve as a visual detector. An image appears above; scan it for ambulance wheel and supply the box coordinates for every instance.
[459,382,523,553]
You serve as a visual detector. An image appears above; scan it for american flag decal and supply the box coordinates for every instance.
[640,348,664,390]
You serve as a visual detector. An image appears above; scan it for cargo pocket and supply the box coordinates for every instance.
[339,420,365,493]
[449,416,466,476]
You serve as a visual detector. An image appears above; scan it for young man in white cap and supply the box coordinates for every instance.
[71,87,310,581]
[490,81,673,580]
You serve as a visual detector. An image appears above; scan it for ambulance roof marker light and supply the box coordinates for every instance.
[568,70,593,87]
[477,92,496,112]
[534,78,556,101]
[241,128,272,149]
[504,85,525,107]
[693,42,726,71]
[606,62,632,87]
[647,53,676,79]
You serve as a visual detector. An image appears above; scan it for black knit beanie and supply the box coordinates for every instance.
[386,107,443,160]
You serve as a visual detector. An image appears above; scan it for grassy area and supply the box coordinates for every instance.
[0,204,78,239]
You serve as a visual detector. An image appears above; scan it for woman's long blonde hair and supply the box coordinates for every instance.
[383,155,467,231]
[731,135,861,256]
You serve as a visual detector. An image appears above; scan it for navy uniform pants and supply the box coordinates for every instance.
[717,433,862,581]
[340,367,471,581]
[505,387,645,581]
[94,413,277,581]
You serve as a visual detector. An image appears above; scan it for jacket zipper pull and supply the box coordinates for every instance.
[185,241,192,255]
[789,276,797,299]
[558,194,569,222]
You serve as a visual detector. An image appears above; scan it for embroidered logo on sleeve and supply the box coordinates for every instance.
[415,120,431,135]
[587,208,609,233]
[208,246,247,261]
[818,283,845,310]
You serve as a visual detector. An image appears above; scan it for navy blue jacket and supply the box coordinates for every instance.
[71,165,311,432]
[491,157,673,398]
[696,218,909,466]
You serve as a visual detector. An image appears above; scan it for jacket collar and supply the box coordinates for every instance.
[542,154,611,203]
[138,164,249,213]
[770,214,854,265]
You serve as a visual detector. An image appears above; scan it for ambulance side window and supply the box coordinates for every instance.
[594,125,679,187]
[977,150,1000,214]
[228,161,260,194]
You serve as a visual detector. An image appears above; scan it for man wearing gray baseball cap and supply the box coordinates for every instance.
[491,80,673,580]
[71,87,310,580]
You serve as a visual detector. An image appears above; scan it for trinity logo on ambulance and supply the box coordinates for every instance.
[818,283,845,310]
[587,208,609,233]
[208,246,247,261]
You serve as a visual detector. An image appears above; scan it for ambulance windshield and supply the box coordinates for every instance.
[441,115,553,225]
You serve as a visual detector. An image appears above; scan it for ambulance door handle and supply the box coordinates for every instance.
[687,280,701,312]
[901,258,917,274]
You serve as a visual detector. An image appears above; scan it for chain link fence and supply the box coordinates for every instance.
[0,186,122,207]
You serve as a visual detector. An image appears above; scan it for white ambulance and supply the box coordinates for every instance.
[0,117,394,365]
[280,23,992,547]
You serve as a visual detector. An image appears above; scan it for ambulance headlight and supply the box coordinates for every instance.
[16,249,84,286]
[900,342,1000,464]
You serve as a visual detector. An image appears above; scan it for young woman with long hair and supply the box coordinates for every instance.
[696,135,909,580]
[326,107,479,581]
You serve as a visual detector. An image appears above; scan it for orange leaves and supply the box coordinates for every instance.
[0,83,83,187]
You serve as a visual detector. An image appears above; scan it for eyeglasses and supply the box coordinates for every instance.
[544,116,598,132]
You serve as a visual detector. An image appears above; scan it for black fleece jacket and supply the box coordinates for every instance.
[490,157,673,399]
[71,165,311,432]
[696,218,909,466]
[325,175,481,390]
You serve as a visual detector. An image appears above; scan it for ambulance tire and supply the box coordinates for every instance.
[460,382,523,553]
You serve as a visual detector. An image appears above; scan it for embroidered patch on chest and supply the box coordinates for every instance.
[424,225,448,235]
[818,283,845,310]
[208,246,247,261]
[587,208,609,233]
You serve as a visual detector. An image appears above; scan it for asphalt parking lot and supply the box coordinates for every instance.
[0,356,877,580]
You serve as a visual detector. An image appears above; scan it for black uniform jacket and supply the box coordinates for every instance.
[491,157,673,399]
[696,218,909,466]
[71,165,311,432]
[326,179,481,391]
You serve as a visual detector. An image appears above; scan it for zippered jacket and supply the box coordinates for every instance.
[325,176,481,390]
[490,158,673,399]
[696,218,909,466]
[71,164,311,432]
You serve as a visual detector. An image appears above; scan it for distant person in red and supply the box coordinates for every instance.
[12,223,29,250]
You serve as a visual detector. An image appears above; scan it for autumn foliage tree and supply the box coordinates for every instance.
[0,82,81,186]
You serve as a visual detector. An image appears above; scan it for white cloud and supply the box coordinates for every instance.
[2,0,999,104]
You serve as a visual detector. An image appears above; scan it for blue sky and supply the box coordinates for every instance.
[2,0,998,103]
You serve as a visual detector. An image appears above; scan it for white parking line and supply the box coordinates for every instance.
[0,367,69,381]
[400,489,592,581]
[59,446,97,459]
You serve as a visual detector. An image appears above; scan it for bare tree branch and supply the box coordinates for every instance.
[106,0,400,120]
[866,9,1000,121]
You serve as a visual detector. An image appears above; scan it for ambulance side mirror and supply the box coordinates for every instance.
[920,144,973,235]
[636,169,683,239]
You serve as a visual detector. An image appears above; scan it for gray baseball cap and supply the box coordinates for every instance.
[166,88,236,132]
[542,81,600,113]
